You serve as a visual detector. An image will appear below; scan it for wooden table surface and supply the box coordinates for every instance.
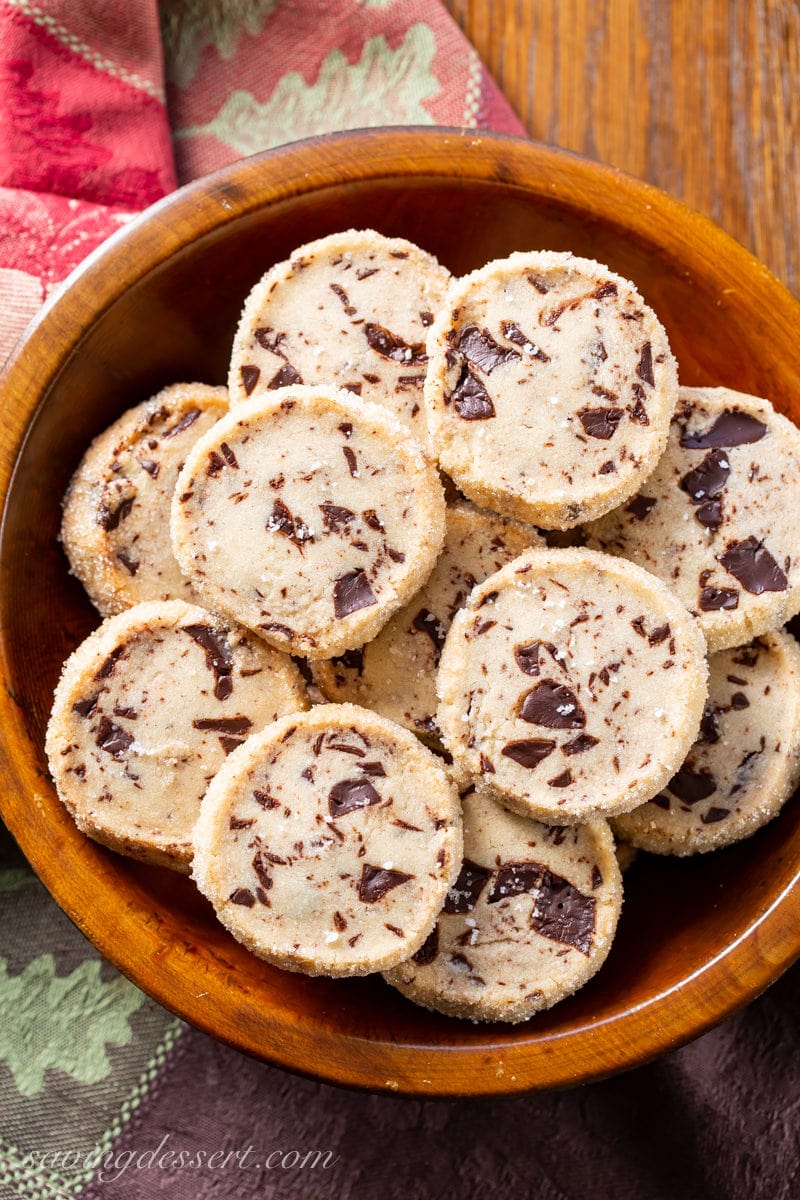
[444,0,799,298]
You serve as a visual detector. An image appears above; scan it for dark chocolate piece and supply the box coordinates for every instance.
[139,459,159,478]
[680,449,730,529]
[267,362,302,389]
[548,770,573,787]
[444,859,492,913]
[458,324,519,373]
[357,864,413,903]
[530,869,596,955]
[319,502,355,531]
[700,806,731,824]
[719,537,788,594]
[451,365,496,420]
[95,717,134,758]
[185,624,234,702]
[500,320,550,361]
[192,716,253,735]
[501,739,556,769]
[333,569,377,618]
[97,496,134,532]
[328,778,382,818]
[330,647,364,675]
[268,498,313,550]
[562,733,600,755]
[229,888,255,907]
[680,410,767,449]
[667,765,717,804]
[412,608,446,661]
[164,409,200,438]
[578,407,624,440]
[412,924,439,965]
[364,323,426,364]
[116,551,139,576]
[240,365,260,395]
[94,646,125,680]
[514,642,541,675]
[637,342,654,386]
[699,586,739,611]
[519,680,586,729]
[73,693,100,718]
[699,703,722,744]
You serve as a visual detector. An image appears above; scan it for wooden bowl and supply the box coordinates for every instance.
[1,129,799,1097]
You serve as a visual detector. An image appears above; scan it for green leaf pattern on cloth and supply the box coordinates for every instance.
[0,955,145,1097]
[175,23,440,156]
[160,0,280,87]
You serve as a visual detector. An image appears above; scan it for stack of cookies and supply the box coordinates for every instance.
[46,230,800,1023]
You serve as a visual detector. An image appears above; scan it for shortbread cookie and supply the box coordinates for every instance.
[585,386,800,652]
[191,704,463,977]
[312,502,543,743]
[612,630,800,854]
[383,788,622,1022]
[61,383,228,616]
[424,251,678,528]
[614,839,639,873]
[437,547,708,823]
[171,386,446,659]
[45,601,307,871]
[228,230,450,441]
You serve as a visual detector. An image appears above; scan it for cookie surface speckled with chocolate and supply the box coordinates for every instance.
[45,601,308,871]
[171,385,446,659]
[585,386,800,652]
[612,630,800,854]
[423,251,678,528]
[312,501,543,744]
[191,704,463,977]
[383,788,622,1022]
[228,229,450,442]
[61,383,229,616]
[437,547,708,823]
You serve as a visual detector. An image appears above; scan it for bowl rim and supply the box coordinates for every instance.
[1,127,800,1097]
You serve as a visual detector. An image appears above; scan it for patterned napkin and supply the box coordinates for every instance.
[1,5,797,1200]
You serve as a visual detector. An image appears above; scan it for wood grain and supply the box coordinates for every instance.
[444,0,800,296]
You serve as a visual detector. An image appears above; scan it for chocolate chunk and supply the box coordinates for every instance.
[185,624,234,701]
[240,365,260,395]
[578,407,624,440]
[562,733,600,755]
[444,859,492,913]
[252,850,277,890]
[357,864,413,903]
[207,450,225,477]
[359,761,386,777]
[451,364,496,420]
[95,717,134,758]
[220,442,238,468]
[253,789,278,810]
[254,328,287,355]
[97,496,134,532]
[362,509,385,532]
[330,646,364,675]
[328,778,382,818]
[719,537,788,594]
[73,693,100,718]
[519,680,586,729]
[500,320,551,361]
[667,765,717,803]
[329,282,356,314]
[364,323,426,364]
[139,458,159,478]
[412,608,446,661]
[94,646,125,680]
[193,716,253,735]
[164,409,200,438]
[514,642,541,675]
[420,310,434,326]
[592,865,603,889]
[219,736,245,755]
[267,498,313,550]
[116,551,139,576]
[229,888,255,907]
[412,924,439,965]
[488,861,543,903]
[730,691,750,710]
[699,585,739,611]
[679,449,730,529]
[319,502,355,531]
[637,342,654,386]
[527,274,549,294]
[700,703,722,743]
[458,324,520,373]
[342,446,358,477]
[531,869,596,955]
[593,281,618,300]
[229,816,255,830]
[680,410,767,449]
[333,569,377,618]
[548,770,573,787]
[501,739,556,769]
[267,362,302,389]
[700,806,731,824]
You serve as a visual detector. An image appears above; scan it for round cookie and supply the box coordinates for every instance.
[312,501,543,744]
[45,600,308,871]
[437,547,708,823]
[171,386,446,659]
[191,704,463,977]
[228,229,451,442]
[585,386,800,652]
[383,788,622,1023]
[612,630,800,855]
[423,251,678,528]
[61,383,228,616]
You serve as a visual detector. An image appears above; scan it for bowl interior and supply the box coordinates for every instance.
[2,131,799,1095]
